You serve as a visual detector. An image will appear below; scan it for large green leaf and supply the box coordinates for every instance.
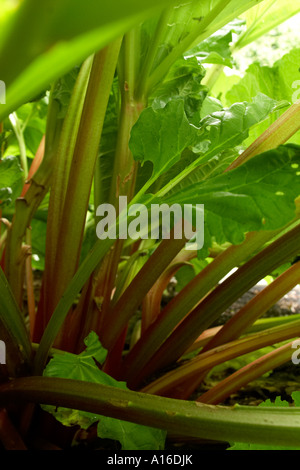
[225,48,300,145]
[226,48,300,105]
[150,56,208,125]
[3,99,48,161]
[1,0,267,121]
[234,0,300,50]
[185,19,245,68]
[164,145,300,249]
[43,332,166,450]
[129,99,199,179]
[0,0,182,121]
[0,155,23,208]
[130,94,277,188]
[143,0,265,93]
[192,93,278,157]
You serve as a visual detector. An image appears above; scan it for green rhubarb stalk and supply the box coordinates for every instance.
[146,0,232,94]
[109,31,145,206]
[203,260,300,351]
[102,230,187,350]
[141,319,300,396]
[0,267,32,377]
[226,100,300,171]
[119,229,284,383]
[45,41,122,340]
[1,376,300,447]
[41,57,92,311]
[141,249,197,334]
[4,84,64,306]
[198,340,296,404]
[87,32,145,336]
[122,224,300,387]
[178,259,300,398]
[183,313,300,356]
[33,234,117,374]
[135,7,176,101]
[8,112,28,180]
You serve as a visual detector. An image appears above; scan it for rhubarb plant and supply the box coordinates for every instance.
[0,0,300,451]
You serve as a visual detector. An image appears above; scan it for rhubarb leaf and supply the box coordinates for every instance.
[225,48,300,146]
[3,100,47,161]
[226,48,300,105]
[164,145,300,249]
[130,93,277,186]
[0,155,23,208]
[97,416,166,451]
[43,332,166,450]
[185,19,245,68]
[191,93,277,157]
[129,99,199,179]
[150,56,208,125]
[0,0,182,121]
[234,0,300,50]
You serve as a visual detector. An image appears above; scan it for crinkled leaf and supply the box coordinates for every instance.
[193,93,278,157]
[225,48,300,146]
[164,145,300,250]
[97,416,166,451]
[44,332,108,381]
[80,331,108,366]
[162,94,280,199]
[150,56,208,124]
[0,187,12,206]
[43,332,166,450]
[131,94,278,191]
[129,99,199,179]
[0,155,23,207]
[259,396,290,408]
[52,66,80,119]
[292,391,300,407]
[226,48,300,105]
[185,19,245,68]
[200,96,223,119]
